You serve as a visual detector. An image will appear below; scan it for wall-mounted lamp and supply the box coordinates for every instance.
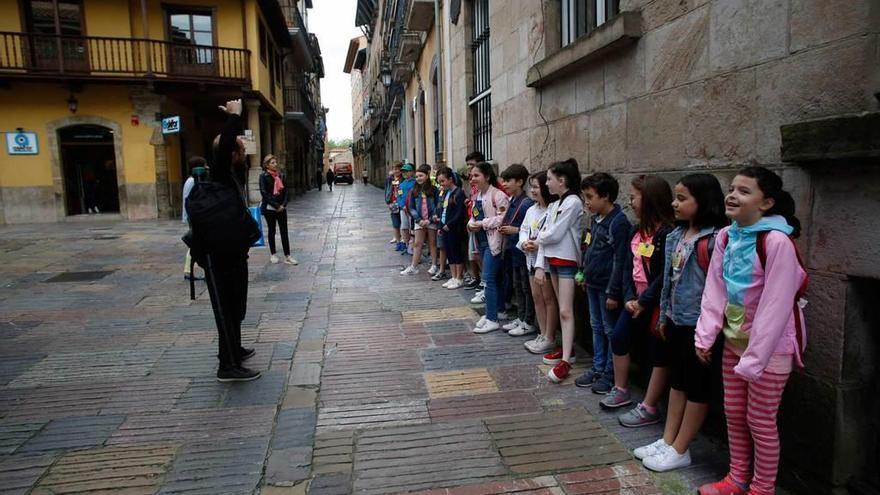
[380,64,392,87]
[66,93,79,114]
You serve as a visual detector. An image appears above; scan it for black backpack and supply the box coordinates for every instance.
[183,176,259,269]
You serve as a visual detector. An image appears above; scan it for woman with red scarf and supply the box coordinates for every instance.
[260,155,298,265]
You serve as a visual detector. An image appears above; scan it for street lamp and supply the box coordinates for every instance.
[66,93,79,114]
[380,63,392,87]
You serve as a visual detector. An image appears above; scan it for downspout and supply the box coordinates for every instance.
[433,0,445,165]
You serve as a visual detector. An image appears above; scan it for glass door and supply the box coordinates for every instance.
[167,10,216,77]
[23,0,88,72]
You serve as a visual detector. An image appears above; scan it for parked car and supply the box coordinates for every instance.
[333,162,354,184]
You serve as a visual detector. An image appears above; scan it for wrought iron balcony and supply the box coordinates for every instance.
[280,3,318,73]
[284,82,316,133]
[0,32,250,84]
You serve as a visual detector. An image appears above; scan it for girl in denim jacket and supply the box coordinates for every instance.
[400,165,440,276]
[630,173,728,473]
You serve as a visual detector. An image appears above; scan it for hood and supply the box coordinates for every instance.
[732,215,793,236]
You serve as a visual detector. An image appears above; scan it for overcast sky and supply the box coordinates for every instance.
[309,0,362,141]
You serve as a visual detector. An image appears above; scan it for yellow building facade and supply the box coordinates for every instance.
[0,0,302,224]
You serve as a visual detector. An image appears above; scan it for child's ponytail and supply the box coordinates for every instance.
[737,166,801,238]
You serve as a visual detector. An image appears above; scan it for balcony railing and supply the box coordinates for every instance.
[284,83,316,131]
[0,32,250,84]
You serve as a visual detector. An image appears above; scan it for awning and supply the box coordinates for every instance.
[355,0,375,27]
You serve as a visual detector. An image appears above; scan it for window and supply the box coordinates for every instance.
[259,22,267,63]
[469,0,491,160]
[167,9,215,68]
[431,61,442,163]
[561,0,620,46]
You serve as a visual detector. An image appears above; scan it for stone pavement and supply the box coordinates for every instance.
[0,184,731,494]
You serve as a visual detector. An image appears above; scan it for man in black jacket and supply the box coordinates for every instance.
[208,99,260,382]
[326,168,335,192]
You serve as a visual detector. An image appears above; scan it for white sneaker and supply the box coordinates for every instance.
[525,335,555,354]
[284,256,299,265]
[475,316,487,328]
[473,320,500,334]
[503,319,523,331]
[427,265,438,275]
[509,322,537,336]
[389,238,398,244]
[524,335,544,352]
[270,255,279,264]
[497,311,510,321]
[634,438,671,460]
[399,265,419,275]
[642,446,691,472]
[470,292,485,304]
[441,279,453,288]
[445,278,463,289]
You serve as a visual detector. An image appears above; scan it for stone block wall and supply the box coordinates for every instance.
[439,0,880,492]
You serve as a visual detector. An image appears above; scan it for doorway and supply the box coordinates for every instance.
[58,124,119,215]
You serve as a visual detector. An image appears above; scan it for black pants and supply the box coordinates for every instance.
[204,254,248,370]
[262,209,290,256]
[327,181,333,191]
[511,263,535,325]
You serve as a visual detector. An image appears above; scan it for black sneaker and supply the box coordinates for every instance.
[592,375,613,395]
[239,347,256,361]
[217,366,261,382]
[431,271,448,281]
[574,369,600,388]
[464,277,481,289]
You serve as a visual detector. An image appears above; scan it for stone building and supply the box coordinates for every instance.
[0,0,323,224]
[343,35,370,183]
[353,0,880,492]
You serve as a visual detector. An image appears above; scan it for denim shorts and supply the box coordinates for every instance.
[390,211,401,229]
[548,264,578,279]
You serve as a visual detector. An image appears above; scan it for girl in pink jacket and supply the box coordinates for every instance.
[468,162,510,334]
[696,167,808,495]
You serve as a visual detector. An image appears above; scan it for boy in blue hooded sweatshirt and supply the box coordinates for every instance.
[575,172,632,392]
[397,163,417,255]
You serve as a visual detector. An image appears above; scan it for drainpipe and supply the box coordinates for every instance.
[140,0,152,76]
[434,0,445,165]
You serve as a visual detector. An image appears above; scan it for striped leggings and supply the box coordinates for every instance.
[722,345,790,495]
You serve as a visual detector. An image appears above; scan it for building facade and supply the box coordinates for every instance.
[0,0,323,224]
[352,0,880,493]
[343,35,368,182]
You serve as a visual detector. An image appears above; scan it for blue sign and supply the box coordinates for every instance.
[161,116,181,135]
[6,132,38,155]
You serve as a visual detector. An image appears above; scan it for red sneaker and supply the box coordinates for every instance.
[542,348,563,365]
[698,476,748,495]
[542,349,577,366]
[548,360,572,383]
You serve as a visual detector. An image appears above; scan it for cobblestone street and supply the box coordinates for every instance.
[0,184,730,494]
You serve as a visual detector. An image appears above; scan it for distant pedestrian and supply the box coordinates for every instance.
[326,168,335,191]
[182,156,208,281]
[260,154,298,266]
[315,168,323,191]
[362,167,369,185]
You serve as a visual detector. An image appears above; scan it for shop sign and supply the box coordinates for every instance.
[5,131,38,155]
[161,115,181,134]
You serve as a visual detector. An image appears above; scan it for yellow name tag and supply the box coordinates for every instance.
[584,232,592,245]
[671,251,683,269]
[637,242,655,257]
[531,219,539,230]
[443,198,449,208]
[472,207,480,217]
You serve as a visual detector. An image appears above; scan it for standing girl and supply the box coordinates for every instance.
[696,167,807,495]
[631,174,727,472]
[535,159,585,382]
[468,162,510,333]
[401,164,440,275]
[260,155,297,265]
[385,163,404,251]
[436,167,467,289]
[519,172,560,355]
[599,176,674,400]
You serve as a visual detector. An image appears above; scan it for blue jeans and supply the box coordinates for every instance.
[586,286,619,377]
[479,240,504,321]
